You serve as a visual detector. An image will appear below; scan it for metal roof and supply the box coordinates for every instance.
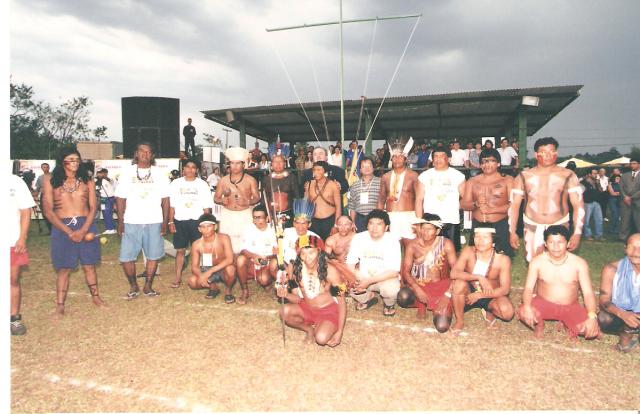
[201,85,582,143]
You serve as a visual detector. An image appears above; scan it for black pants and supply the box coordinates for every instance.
[598,309,640,334]
[184,136,196,156]
[471,217,513,257]
[442,223,461,252]
[355,213,369,233]
[311,215,335,241]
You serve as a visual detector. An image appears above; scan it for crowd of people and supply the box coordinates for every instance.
[9,138,640,354]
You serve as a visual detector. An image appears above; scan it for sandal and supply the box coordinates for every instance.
[205,289,220,299]
[224,294,236,304]
[615,336,639,353]
[355,297,378,311]
[170,281,181,289]
[383,304,396,317]
[143,289,160,297]
[125,291,140,300]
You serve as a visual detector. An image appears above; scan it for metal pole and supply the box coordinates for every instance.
[222,128,232,150]
[340,0,345,147]
[265,14,422,32]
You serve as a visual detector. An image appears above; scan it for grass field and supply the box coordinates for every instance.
[10,221,640,412]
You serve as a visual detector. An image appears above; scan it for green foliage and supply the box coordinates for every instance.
[629,145,640,161]
[10,81,108,159]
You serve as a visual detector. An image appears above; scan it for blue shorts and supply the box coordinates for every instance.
[119,223,165,262]
[51,216,101,271]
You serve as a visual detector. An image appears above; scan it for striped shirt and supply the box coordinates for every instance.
[348,176,381,215]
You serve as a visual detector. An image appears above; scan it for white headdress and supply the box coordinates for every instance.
[225,147,249,163]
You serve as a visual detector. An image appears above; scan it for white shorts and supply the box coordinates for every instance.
[219,207,253,254]
[388,211,417,240]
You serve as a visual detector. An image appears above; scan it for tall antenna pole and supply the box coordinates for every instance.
[339,0,345,147]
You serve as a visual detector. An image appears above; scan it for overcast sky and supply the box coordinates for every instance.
[9,0,640,156]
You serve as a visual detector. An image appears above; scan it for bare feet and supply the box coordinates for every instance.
[533,321,545,339]
[416,307,427,320]
[53,304,65,320]
[170,280,181,288]
[449,321,464,336]
[303,329,314,345]
[92,296,108,308]
[237,289,249,305]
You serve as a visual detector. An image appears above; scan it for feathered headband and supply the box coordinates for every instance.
[293,198,315,222]
[295,235,325,252]
[388,136,414,157]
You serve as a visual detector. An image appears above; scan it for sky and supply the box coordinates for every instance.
[8,0,640,157]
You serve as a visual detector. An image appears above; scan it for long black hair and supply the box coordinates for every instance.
[50,146,90,188]
[293,249,328,284]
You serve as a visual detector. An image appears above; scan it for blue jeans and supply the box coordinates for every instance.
[607,198,620,234]
[102,197,116,230]
[584,202,603,239]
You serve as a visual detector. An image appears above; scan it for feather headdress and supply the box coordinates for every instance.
[293,198,315,222]
[388,136,414,157]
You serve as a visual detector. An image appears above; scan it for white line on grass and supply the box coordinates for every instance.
[524,340,596,354]
[43,373,211,411]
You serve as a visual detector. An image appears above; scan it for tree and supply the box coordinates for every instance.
[10,81,108,159]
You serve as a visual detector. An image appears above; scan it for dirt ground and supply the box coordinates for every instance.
[10,227,640,412]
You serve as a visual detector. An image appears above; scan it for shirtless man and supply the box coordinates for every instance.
[378,142,420,243]
[277,235,347,347]
[263,154,300,228]
[188,213,237,303]
[236,205,278,304]
[509,137,584,262]
[325,215,355,262]
[450,226,514,334]
[397,214,457,332]
[214,147,260,254]
[305,161,342,240]
[461,148,514,256]
[42,147,106,318]
[597,233,640,352]
[518,225,600,340]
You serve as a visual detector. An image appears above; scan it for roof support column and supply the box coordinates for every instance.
[239,120,246,149]
[517,109,528,166]
[364,110,373,157]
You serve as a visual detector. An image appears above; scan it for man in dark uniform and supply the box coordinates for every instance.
[183,118,196,157]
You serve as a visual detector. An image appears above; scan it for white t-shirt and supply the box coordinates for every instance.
[449,149,468,167]
[418,167,466,224]
[207,174,220,188]
[283,227,319,263]
[497,146,518,166]
[169,177,214,221]
[240,225,277,256]
[346,231,401,279]
[99,178,115,198]
[9,175,36,248]
[115,165,171,224]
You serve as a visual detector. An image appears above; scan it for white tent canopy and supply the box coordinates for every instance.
[600,156,630,166]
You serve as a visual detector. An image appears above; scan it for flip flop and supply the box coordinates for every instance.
[143,289,160,297]
[124,291,140,300]
[383,304,396,317]
[224,294,236,304]
[170,281,181,289]
[355,297,378,311]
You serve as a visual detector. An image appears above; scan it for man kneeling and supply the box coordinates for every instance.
[188,214,236,303]
[277,235,347,347]
[450,225,514,334]
[518,225,600,340]
[397,214,457,332]
[236,205,278,303]
[598,233,640,353]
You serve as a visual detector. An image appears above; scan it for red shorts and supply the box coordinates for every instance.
[531,296,588,337]
[415,279,451,311]
[10,247,29,267]
[298,300,339,328]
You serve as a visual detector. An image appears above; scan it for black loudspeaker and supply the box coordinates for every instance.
[122,97,180,158]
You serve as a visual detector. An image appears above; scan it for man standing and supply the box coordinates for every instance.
[397,214,457,332]
[348,158,381,232]
[96,168,117,235]
[619,157,640,241]
[43,148,106,316]
[278,235,347,347]
[509,137,584,262]
[9,174,36,334]
[214,147,260,254]
[416,143,430,170]
[250,141,263,165]
[596,168,609,219]
[518,225,599,340]
[598,233,640,352]
[581,169,604,241]
[115,142,170,299]
[415,147,466,251]
[450,226,514,334]
[302,147,349,197]
[168,158,214,288]
[283,199,320,266]
[460,149,514,256]
[263,154,300,227]
[183,117,196,157]
[305,161,342,240]
[35,162,52,233]
[346,209,402,317]
[378,141,420,243]
[497,138,519,172]
[448,140,469,168]
[236,205,278,304]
